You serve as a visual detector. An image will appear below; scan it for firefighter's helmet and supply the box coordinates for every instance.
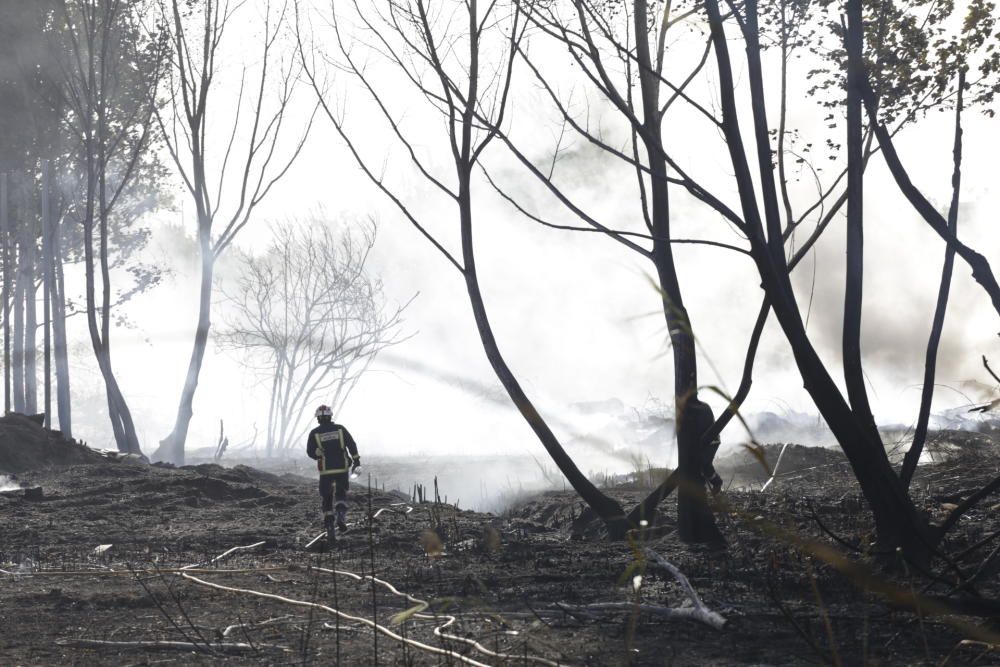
[315,405,333,419]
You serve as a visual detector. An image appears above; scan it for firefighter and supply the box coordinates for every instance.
[306,405,361,542]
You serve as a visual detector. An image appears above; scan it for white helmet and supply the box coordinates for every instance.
[315,404,333,418]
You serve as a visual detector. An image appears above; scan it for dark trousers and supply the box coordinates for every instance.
[319,472,350,514]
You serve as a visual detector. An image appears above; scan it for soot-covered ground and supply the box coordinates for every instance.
[1,415,999,666]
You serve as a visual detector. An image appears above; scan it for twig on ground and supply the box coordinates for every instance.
[642,548,727,629]
[941,639,998,667]
[937,475,1000,537]
[956,528,1000,562]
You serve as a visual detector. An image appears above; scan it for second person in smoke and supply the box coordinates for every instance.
[306,405,361,541]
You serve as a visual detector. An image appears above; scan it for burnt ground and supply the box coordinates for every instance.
[1,419,999,665]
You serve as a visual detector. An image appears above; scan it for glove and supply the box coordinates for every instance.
[351,458,362,478]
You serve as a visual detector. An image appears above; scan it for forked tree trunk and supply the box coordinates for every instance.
[704,0,931,560]
[761,266,930,556]
[83,214,142,455]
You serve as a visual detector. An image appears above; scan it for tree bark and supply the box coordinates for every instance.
[0,173,10,415]
[634,0,721,544]
[42,161,52,428]
[703,0,930,559]
[22,208,37,416]
[843,0,879,441]
[627,299,770,526]
[902,70,964,488]
[153,228,214,464]
[12,229,26,414]
[52,214,72,437]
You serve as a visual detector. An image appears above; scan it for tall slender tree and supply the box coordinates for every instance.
[152,0,315,464]
[56,0,166,454]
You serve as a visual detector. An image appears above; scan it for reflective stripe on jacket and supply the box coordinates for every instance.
[306,422,358,475]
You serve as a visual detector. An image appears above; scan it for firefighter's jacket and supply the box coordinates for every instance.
[306,422,359,475]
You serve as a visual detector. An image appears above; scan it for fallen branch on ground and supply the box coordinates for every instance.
[538,550,726,630]
[937,475,1000,538]
[642,548,727,629]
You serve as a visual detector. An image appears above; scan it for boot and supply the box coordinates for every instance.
[324,513,336,544]
[336,502,348,533]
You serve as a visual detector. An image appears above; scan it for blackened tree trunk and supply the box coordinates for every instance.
[843,0,879,442]
[704,0,931,559]
[902,70,964,488]
[629,0,721,543]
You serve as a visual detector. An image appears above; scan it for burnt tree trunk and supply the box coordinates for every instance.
[633,0,721,543]
[902,70,964,488]
[627,299,770,526]
[704,0,931,559]
[843,0,879,441]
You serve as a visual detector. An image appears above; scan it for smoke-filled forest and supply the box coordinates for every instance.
[2,0,1000,664]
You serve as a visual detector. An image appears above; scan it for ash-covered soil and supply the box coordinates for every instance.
[1,420,999,666]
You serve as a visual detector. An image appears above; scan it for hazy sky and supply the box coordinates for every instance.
[56,0,1000,473]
